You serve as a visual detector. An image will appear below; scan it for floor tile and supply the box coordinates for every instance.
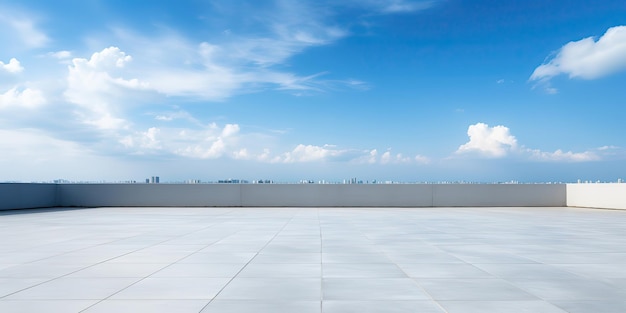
[216,278,321,300]
[150,263,246,278]
[67,263,169,278]
[110,277,230,300]
[551,300,626,313]
[0,300,97,313]
[201,300,321,313]
[238,263,321,277]
[439,300,568,313]
[417,278,538,301]
[83,299,209,313]
[398,263,493,278]
[322,300,444,313]
[508,278,626,300]
[5,278,139,300]
[252,253,321,264]
[323,263,407,278]
[323,278,430,300]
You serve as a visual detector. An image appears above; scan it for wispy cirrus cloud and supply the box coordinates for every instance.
[0,9,49,49]
[340,0,439,13]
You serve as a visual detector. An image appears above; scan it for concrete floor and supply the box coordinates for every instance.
[1,206,626,312]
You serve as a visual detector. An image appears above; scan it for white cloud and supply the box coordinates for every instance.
[377,150,430,164]
[0,58,24,73]
[120,127,162,151]
[414,154,430,164]
[456,123,517,157]
[48,51,72,59]
[66,47,145,93]
[65,47,148,130]
[382,0,436,13]
[153,110,200,124]
[364,149,378,164]
[344,0,437,13]
[380,151,392,164]
[530,25,626,87]
[0,128,134,181]
[120,123,240,158]
[280,144,347,163]
[528,149,600,162]
[0,12,49,49]
[456,122,610,162]
[0,87,46,109]
[0,129,86,162]
[97,0,369,101]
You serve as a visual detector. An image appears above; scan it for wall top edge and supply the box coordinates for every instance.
[2,183,570,186]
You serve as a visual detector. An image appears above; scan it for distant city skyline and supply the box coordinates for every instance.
[1,0,625,182]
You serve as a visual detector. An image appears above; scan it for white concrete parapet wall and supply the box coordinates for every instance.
[60,184,242,207]
[432,184,566,207]
[1,183,571,210]
[240,184,434,207]
[567,183,626,210]
[0,183,59,211]
[56,183,566,208]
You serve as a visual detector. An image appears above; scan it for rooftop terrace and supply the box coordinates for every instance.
[1,205,626,312]
[0,183,625,312]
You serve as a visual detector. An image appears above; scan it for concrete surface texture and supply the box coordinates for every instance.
[1,206,626,312]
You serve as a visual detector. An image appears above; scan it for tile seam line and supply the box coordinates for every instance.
[349,208,450,313]
[75,208,239,312]
[197,210,298,312]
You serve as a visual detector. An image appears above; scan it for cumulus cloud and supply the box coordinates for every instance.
[120,127,162,151]
[119,123,243,159]
[530,25,626,89]
[280,144,347,163]
[66,47,146,94]
[0,87,46,109]
[0,58,24,73]
[65,47,148,130]
[456,122,607,162]
[380,151,413,164]
[414,154,430,164]
[456,123,517,157]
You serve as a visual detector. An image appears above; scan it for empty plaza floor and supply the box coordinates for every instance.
[1,206,626,313]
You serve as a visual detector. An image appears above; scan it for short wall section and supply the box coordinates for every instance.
[433,184,566,207]
[59,184,242,207]
[240,184,433,207]
[0,183,58,210]
[566,183,626,210]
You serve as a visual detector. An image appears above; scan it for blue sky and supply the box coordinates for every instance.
[1,0,626,183]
